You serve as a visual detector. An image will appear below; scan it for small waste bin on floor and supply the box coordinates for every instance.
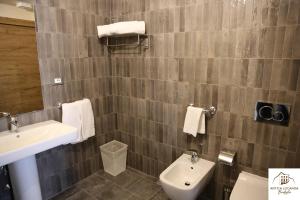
[100,140,128,176]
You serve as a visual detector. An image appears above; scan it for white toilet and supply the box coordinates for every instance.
[159,154,215,200]
[230,171,268,200]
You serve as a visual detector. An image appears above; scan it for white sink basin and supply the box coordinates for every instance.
[0,120,77,200]
[160,154,215,200]
[230,171,268,200]
[0,120,77,166]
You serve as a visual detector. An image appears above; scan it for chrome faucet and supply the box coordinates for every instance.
[0,112,19,132]
[186,149,199,164]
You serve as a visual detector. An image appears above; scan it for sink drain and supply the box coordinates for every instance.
[185,181,190,186]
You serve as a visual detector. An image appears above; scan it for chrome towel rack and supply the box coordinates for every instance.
[56,100,78,109]
[188,104,217,118]
[57,102,63,109]
[101,33,151,52]
[56,98,89,109]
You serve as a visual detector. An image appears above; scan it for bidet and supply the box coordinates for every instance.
[159,153,215,200]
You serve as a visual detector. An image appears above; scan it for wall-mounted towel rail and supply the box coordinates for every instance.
[57,98,90,109]
[188,104,217,118]
[57,102,63,109]
[56,101,78,109]
[101,33,151,50]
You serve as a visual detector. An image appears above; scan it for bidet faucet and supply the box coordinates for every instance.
[186,149,199,164]
[0,112,19,132]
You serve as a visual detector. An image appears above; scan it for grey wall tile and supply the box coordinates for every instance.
[4,1,300,200]
[108,1,300,199]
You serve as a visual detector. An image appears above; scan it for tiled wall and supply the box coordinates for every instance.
[1,0,300,199]
[0,0,116,199]
[109,0,300,199]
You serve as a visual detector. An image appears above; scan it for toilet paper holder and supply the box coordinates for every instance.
[218,150,236,166]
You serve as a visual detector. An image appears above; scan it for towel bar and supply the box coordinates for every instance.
[101,33,151,50]
[57,103,63,109]
[56,101,74,109]
[188,104,217,118]
[56,98,88,109]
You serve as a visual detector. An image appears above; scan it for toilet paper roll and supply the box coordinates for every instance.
[218,151,236,166]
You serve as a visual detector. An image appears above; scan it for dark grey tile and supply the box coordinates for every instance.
[127,194,144,200]
[97,169,143,188]
[76,173,111,193]
[126,179,161,199]
[150,190,169,200]
[93,183,132,200]
[127,168,159,183]
[50,186,79,200]
[66,190,96,200]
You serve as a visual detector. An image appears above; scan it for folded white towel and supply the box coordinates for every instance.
[97,24,111,37]
[97,21,146,38]
[81,99,95,141]
[62,99,95,144]
[62,101,82,142]
[183,106,206,137]
[198,111,205,134]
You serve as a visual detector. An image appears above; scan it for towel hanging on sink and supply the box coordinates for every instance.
[62,98,95,144]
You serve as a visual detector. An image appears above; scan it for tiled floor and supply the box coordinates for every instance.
[51,168,169,200]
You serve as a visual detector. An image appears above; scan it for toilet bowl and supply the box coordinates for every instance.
[230,171,268,200]
[159,154,215,200]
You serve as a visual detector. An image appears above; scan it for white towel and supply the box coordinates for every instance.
[97,24,111,37]
[97,21,146,38]
[62,101,82,142]
[183,106,206,137]
[198,111,205,134]
[62,99,95,144]
[81,99,95,141]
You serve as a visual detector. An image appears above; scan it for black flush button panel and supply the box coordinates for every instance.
[254,101,290,126]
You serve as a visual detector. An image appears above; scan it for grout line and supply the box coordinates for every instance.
[80,188,98,200]
[53,168,164,200]
[147,189,161,200]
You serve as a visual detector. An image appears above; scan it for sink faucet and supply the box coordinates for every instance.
[186,149,199,164]
[0,112,19,132]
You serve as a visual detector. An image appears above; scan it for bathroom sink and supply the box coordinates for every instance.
[160,153,215,200]
[0,120,77,200]
[0,120,77,166]
[230,171,268,200]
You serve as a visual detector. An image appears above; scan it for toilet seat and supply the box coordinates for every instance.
[230,171,268,200]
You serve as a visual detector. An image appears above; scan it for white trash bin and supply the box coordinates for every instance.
[100,140,128,176]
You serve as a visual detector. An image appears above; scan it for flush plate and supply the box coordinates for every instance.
[254,101,290,126]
